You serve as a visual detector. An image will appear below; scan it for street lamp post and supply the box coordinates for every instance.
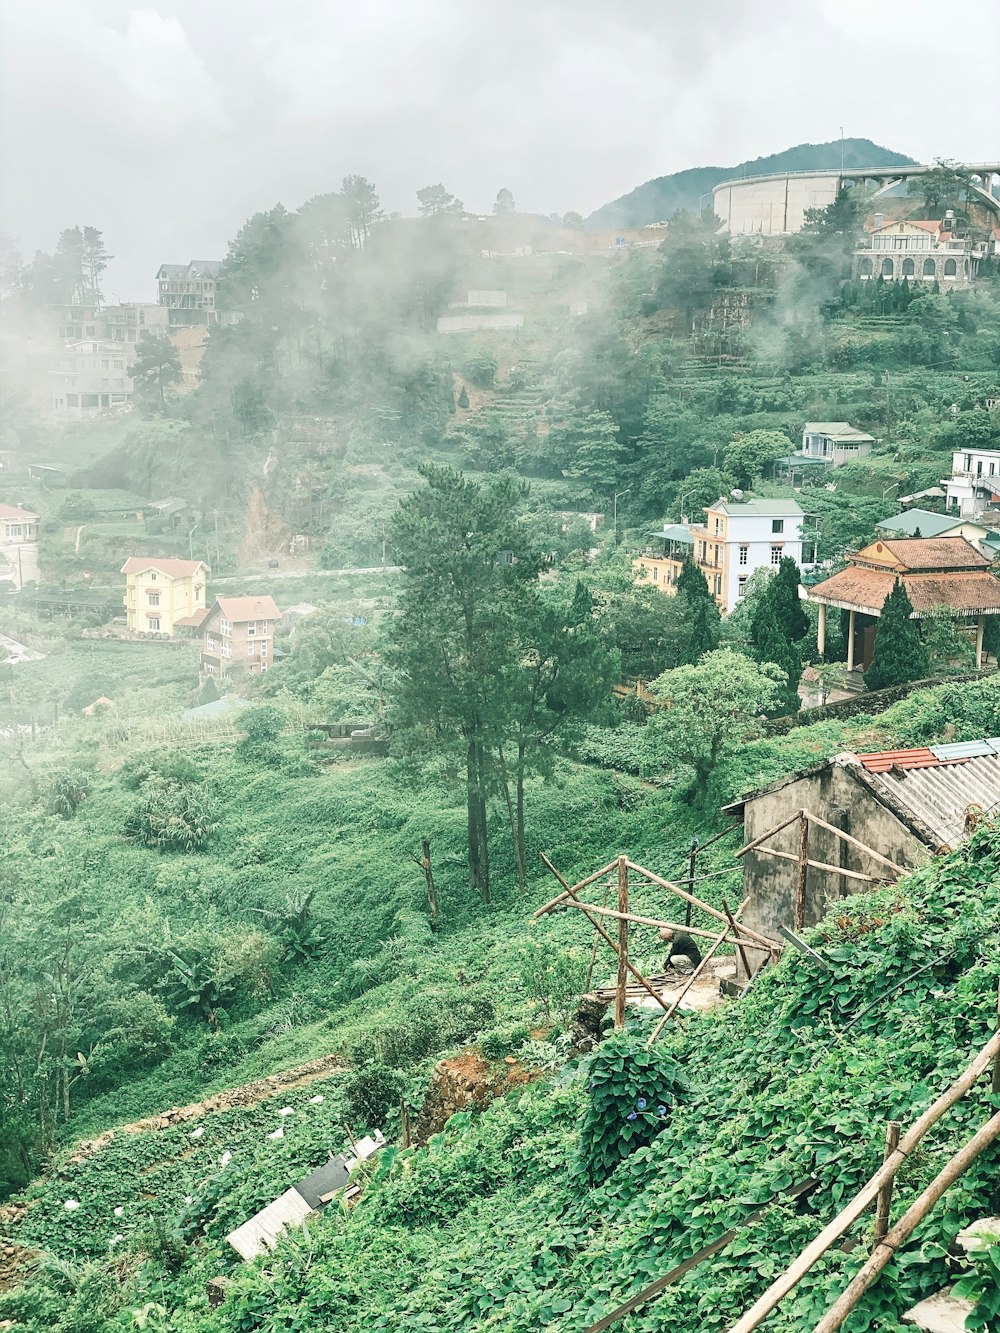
[678,491,693,523]
[613,489,631,542]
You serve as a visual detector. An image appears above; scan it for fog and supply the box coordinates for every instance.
[2,0,998,295]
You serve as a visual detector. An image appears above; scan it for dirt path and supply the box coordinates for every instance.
[66,1052,345,1165]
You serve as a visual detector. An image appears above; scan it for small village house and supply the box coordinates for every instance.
[876,508,998,557]
[806,536,1000,671]
[634,497,814,613]
[723,741,1000,975]
[156,260,223,326]
[0,502,40,590]
[121,557,209,636]
[800,422,875,467]
[201,595,281,676]
[854,214,983,285]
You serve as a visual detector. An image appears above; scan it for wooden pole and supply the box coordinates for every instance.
[561,901,752,945]
[420,839,438,919]
[685,841,697,928]
[872,1121,900,1246]
[734,809,804,859]
[794,812,810,931]
[749,847,890,885]
[812,1108,1000,1333]
[615,857,629,1030]
[722,896,752,980]
[726,1025,1000,1333]
[799,811,905,876]
[993,981,1000,1096]
[538,855,670,1012]
[400,1100,412,1149]
[646,898,748,1048]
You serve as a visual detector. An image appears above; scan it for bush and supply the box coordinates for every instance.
[577,1031,691,1183]
[344,1063,403,1130]
[123,781,219,851]
[462,350,499,388]
[479,1023,532,1061]
[46,770,90,818]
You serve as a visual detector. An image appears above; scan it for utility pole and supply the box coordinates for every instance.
[613,488,630,543]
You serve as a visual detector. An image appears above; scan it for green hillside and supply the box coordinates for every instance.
[587,138,917,229]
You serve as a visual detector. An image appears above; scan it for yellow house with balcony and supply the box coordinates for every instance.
[121,557,209,636]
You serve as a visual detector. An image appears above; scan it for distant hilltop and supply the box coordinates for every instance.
[586,138,917,230]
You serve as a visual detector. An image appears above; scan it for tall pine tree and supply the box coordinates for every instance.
[865,579,929,691]
[770,557,810,642]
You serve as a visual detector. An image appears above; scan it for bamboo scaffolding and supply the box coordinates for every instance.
[538,855,670,1013]
[561,900,759,946]
[801,811,906,875]
[533,858,621,918]
[735,809,804,858]
[812,1108,1000,1333]
[751,846,891,885]
[614,857,629,1030]
[726,1025,1000,1333]
[722,896,751,979]
[625,858,779,951]
[872,1122,900,1247]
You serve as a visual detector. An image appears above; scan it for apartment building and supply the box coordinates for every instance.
[943,449,1000,516]
[50,340,135,416]
[156,260,223,326]
[636,498,813,613]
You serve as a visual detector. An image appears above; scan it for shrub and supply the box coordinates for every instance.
[578,1031,691,1183]
[344,1063,403,1130]
[123,782,219,851]
[479,1023,532,1061]
[46,770,90,818]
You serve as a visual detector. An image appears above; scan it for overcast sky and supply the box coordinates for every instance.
[2,0,998,297]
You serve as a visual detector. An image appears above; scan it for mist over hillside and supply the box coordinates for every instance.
[587,137,918,229]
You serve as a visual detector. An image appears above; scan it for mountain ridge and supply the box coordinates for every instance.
[586,137,918,229]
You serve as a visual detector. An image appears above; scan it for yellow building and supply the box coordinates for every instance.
[121,557,209,636]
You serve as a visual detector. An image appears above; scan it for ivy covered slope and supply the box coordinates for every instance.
[7,811,1000,1331]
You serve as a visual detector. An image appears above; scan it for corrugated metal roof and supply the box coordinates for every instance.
[930,740,1000,761]
[874,754,1000,848]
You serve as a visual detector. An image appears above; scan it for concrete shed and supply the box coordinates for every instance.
[723,742,1000,968]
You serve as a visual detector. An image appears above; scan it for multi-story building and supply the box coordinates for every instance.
[635,499,813,613]
[50,340,135,416]
[942,449,1000,516]
[121,557,209,636]
[52,302,169,344]
[156,261,223,326]
[800,422,875,467]
[0,502,40,590]
[855,214,984,285]
[200,596,281,676]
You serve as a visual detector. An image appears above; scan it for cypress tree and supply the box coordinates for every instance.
[769,556,810,642]
[457,385,470,409]
[674,560,721,664]
[750,596,802,715]
[865,579,929,691]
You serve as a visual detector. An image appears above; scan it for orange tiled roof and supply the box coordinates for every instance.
[808,566,1000,615]
[857,748,941,773]
[859,537,989,572]
[0,502,38,521]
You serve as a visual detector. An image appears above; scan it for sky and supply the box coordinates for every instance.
[2,0,998,297]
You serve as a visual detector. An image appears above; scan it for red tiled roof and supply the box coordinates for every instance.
[0,502,38,521]
[212,595,280,623]
[175,609,209,628]
[857,748,941,773]
[862,537,989,571]
[121,557,208,577]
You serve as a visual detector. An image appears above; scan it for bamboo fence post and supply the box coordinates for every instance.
[533,858,621,917]
[993,981,1000,1096]
[584,878,613,993]
[872,1121,900,1246]
[420,839,438,919]
[794,812,810,931]
[734,810,804,858]
[726,1025,1000,1333]
[538,855,670,1012]
[615,857,629,1030]
[812,1108,1000,1333]
[400,1100,412,1149]
[722,896,752,980]
[685,840,697,928]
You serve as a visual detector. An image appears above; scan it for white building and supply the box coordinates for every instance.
[636,497,814,614]
[943,449,1000,516]
[855,215,983,285]
[0,502,40,589]
[50,340,135,417]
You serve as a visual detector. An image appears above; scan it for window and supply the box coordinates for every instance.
[102,359,109,369]
[737,576,748,598]
[114,359,123,369]
[114,379,124,390]
[901,258,915,277]
[713,575,722,597]
[147,616,160,632]
[220,641,231,658]
[247,642,256,657]
[247,622,257,636]
[923,258,935,277]
[699,541,706,562]
[881,258,894,277]
[858,257,872,278]
[147,592,160,606]
[8,524,21,538]
[205,635,216,651]
[651,565,658,581]
[219,617,230,636]
[150,572,157,580]
[770,546,782,566]
[772,519,784,534]
[944,258,957,277]
[101,379,109,389]
[739,544,748,566]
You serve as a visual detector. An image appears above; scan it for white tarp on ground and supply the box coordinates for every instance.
[226,1188,312,1262]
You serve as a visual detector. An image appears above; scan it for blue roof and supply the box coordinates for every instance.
[930,739,1000,760]
[876,509,962,539]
